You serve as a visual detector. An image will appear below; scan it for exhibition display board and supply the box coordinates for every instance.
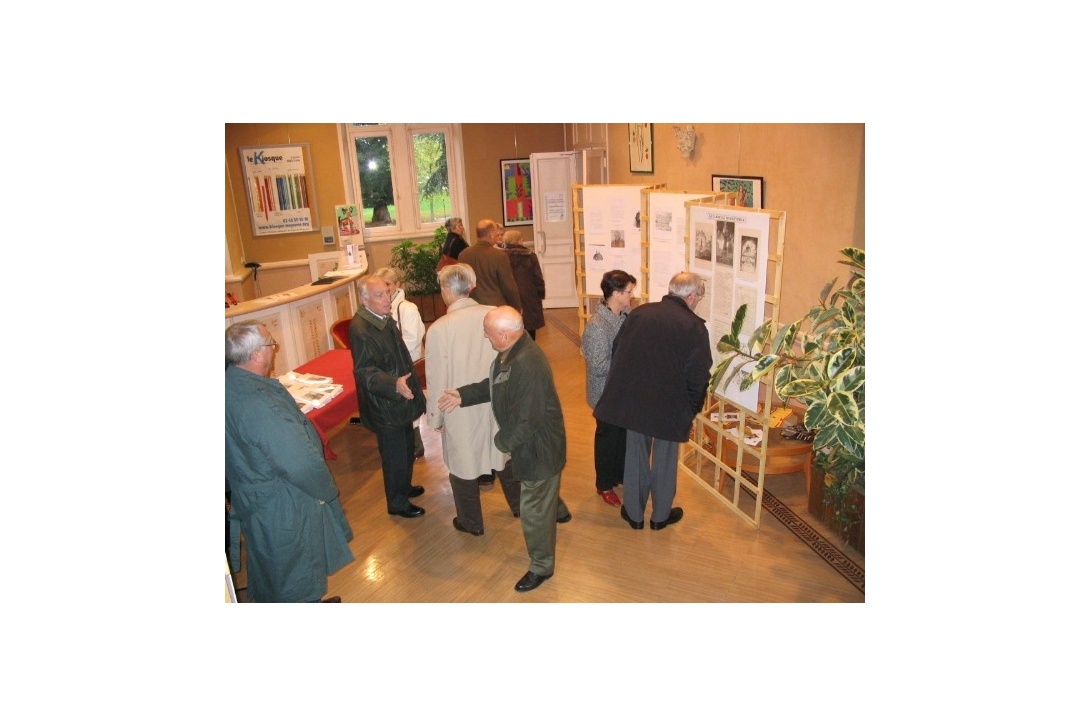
[571,183,660,334]
[572,185,791,528]
[680,200,787,528]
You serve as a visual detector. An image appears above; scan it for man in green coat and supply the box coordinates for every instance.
[226,320,354,602]
[438,306,571,593]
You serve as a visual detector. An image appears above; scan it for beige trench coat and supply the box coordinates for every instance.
[425,298,510,479]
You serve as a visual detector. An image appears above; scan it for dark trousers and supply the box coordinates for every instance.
[593,417,627,492]
[450,461,521,532]
[375,424,416,512]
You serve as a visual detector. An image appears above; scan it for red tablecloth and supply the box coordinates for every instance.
[295,349,358,460]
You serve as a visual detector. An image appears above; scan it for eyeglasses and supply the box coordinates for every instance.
[262,341,280,351]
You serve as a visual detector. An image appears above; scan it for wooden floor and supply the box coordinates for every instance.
[237,307,864,603]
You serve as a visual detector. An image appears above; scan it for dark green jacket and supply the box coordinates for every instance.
[225,365,354,602]
[459,334,565,481]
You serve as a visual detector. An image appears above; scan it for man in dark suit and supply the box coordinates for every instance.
[458,219,523,311]
[593,272,712,531]
[349,275,428,519]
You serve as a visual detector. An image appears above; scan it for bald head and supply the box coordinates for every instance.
[476,219,503,244]
[483,305,524,352]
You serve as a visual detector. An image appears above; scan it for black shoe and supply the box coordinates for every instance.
[650,507,684,530]
[388,504,425,518]
[452,517,484,536]
[621,507,644,530]
[408,485,424,498]
[514,570,552,592]
[557,513,572,523]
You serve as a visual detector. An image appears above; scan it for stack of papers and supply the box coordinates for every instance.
[278,371,343,413]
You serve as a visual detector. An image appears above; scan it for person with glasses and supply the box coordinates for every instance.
[593,272,712,532]
[225,320,354,602]
[580,270,638,508]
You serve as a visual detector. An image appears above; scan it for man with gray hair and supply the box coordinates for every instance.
[438,305,571,593]
[426,264,521,536]
[350,275,428,519]
[593,272,712,532]
[225,320,354,602]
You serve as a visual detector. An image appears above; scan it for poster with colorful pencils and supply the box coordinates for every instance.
[239,144,318,236]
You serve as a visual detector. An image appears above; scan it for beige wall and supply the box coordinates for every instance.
[606,123,864,324]
[225,123,864,324]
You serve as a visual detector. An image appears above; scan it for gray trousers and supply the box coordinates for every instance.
[520,473,564,576]
[449,461,521,532]
[622,431,679,524]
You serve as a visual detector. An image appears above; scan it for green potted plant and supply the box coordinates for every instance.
[709,247,864,550]
[389,226,446,321]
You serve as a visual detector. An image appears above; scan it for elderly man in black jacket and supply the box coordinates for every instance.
[350,275,428,519]
[438,306,571,593]
[594,272,712,531]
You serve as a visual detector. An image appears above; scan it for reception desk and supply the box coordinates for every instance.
[225,270,364,375]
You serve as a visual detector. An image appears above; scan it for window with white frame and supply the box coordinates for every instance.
[340,123,465,241]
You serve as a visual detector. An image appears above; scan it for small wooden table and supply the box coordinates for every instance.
[719,426,815,496]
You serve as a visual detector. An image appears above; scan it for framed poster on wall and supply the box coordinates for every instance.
[628,123,653,173]
[711,174,763,208]
[500,158,533,226]
[239,144,319,236]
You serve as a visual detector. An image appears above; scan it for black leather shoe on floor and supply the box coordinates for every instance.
[408,485,425,498]
[621,507,644,530]
[650,507,684,530]
[453,517,484,536]
[557,513,572,523]
[514,571,552,592]
[388,504,425,518]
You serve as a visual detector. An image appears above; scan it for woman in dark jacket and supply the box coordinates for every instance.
[497,230,546,338]
[443,217,469,259]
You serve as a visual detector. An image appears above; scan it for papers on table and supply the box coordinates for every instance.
[278,371,343,413]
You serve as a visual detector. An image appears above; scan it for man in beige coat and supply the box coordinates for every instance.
[425,264,520,535]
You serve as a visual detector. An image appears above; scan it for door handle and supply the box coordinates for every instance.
[536,230,546,254]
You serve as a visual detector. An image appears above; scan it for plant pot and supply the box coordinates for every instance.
[808,468,865,556]
[407,293,447,323]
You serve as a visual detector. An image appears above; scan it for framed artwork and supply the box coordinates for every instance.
[628,123,653,173]
[712,174,763,208]
[500,158,533,226]
[239,144,319,236]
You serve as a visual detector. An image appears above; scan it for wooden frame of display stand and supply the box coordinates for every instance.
[679,203,788,528]
[572,183,664,335]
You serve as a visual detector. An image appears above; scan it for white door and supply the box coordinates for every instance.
[530,151,581,308]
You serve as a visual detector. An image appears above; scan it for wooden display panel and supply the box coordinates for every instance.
[679,203,787,528]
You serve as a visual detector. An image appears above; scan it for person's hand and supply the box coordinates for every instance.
[438,388,462,412]
[396,373,414,399]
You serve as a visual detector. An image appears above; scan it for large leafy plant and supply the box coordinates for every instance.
[389,227,445,296]
[710,247,865,525]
